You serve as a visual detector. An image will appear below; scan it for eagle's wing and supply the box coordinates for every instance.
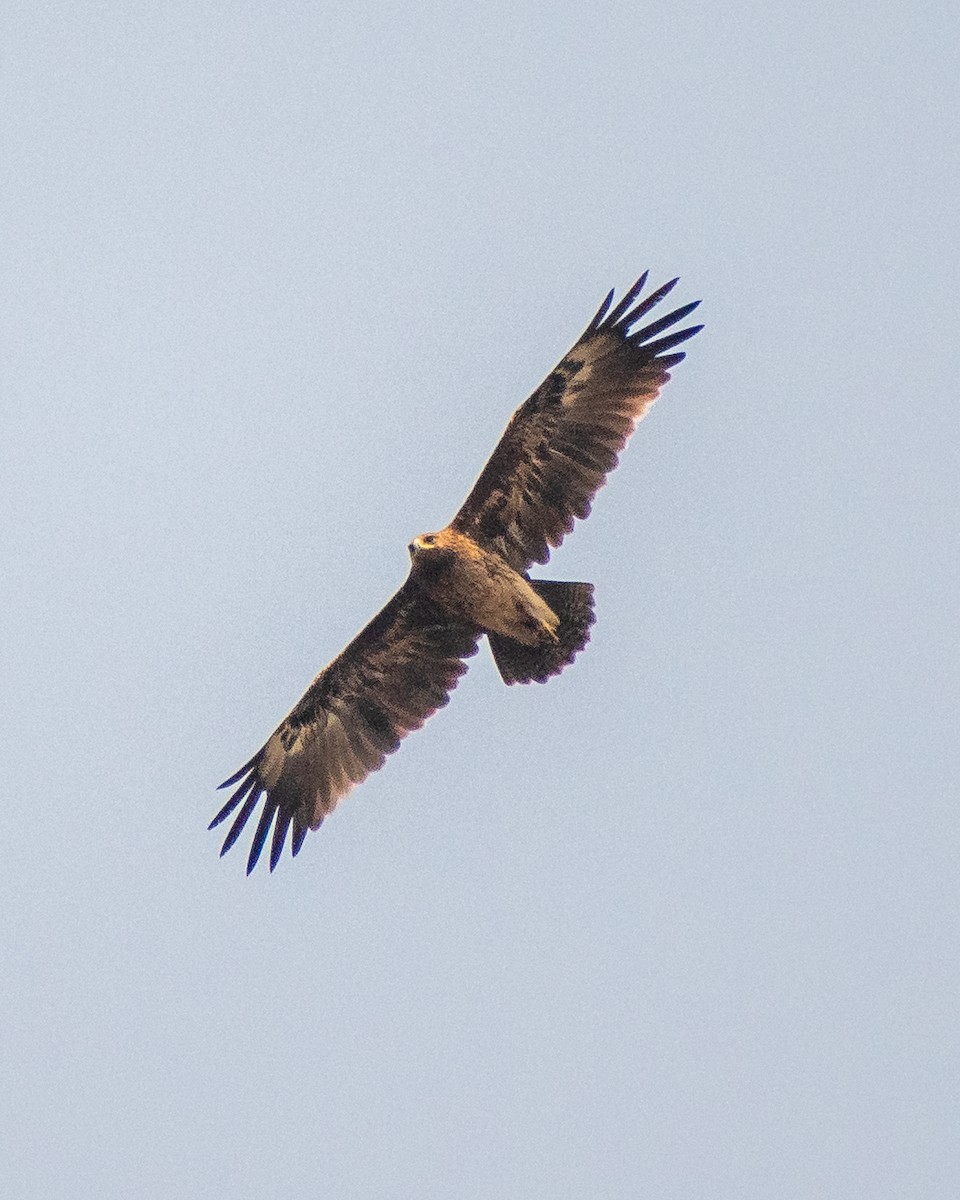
[451,273,702,572]
[210,583,480,873]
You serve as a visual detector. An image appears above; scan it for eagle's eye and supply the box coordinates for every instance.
[421,534,435,546]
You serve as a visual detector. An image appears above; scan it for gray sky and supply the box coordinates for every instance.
[3,2,958,1197]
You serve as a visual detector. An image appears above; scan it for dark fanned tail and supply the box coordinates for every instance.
[489,580,595,685]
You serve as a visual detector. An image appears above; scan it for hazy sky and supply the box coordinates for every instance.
[3,3,958,1197]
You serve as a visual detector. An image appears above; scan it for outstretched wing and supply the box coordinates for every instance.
[210,583,480,873]
[451,273,702,571]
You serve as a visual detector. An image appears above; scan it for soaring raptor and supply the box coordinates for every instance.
[212,271,702,872]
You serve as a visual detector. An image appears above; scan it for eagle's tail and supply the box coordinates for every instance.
[489,581,596,685]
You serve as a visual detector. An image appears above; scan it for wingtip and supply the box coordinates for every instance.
[630,300,704,351]
[604,270,650,328]
[246,841,264,875]
[267,810,290,872]
[588,286,616,331]
[622,269,651,301]
[218,754,258,790]
[644,321,704,359]
[612,274,688,334]
[217,786,263,858]
[209,773,257,829]
[291,820,309,857]
[246,802,278,874]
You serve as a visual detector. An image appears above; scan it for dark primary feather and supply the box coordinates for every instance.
[211,583,480,873]
[452,273,702,571]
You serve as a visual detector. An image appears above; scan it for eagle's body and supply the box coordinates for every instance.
[212,271,702,872]
[409,529,560,645]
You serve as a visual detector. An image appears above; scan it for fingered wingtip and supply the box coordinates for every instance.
[218,754,258,790]
[588,286,617,331]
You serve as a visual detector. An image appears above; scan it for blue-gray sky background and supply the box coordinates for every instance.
[3,3,957,1197]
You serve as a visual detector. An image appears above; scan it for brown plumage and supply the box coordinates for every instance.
[211,270,701,872]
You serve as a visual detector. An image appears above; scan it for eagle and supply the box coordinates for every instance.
[211,271,702,872]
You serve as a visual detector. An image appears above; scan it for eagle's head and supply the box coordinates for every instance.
[408,527,481,568]
[407,528,471,569]
[408,531,442,559]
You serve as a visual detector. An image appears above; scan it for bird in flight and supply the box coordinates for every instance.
[211,270,702,872]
